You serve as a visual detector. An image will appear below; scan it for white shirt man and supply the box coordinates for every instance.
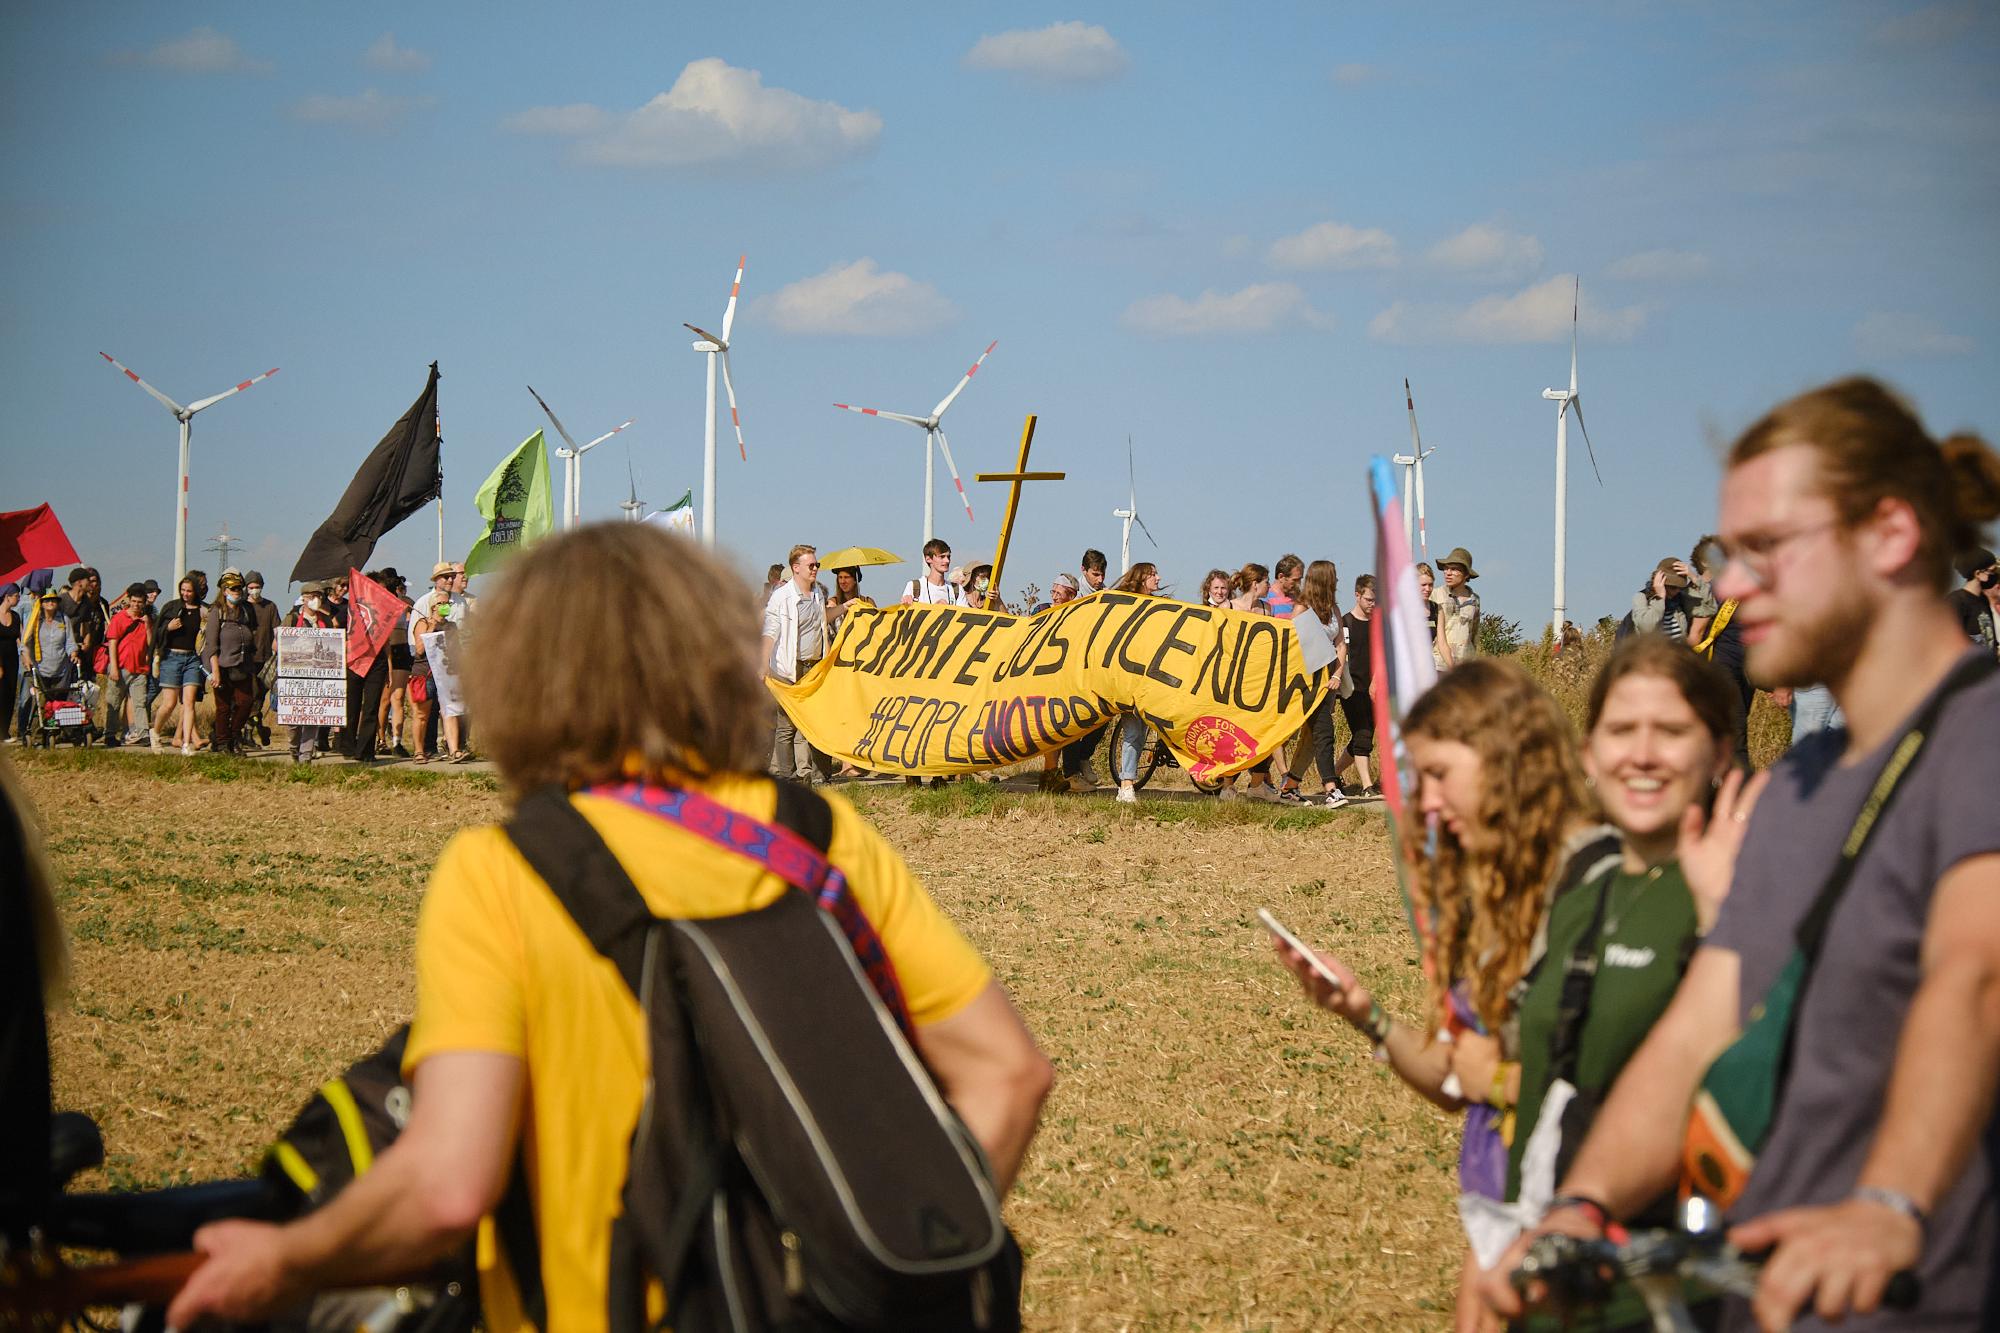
[901,541,964,607]
[762,546,827,686]
[410,563,468,648]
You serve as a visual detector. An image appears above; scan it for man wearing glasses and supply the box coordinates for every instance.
[762,543,829,783]
[1484,379,2000,1332]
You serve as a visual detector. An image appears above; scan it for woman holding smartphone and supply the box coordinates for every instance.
[1272,644,1755,1329]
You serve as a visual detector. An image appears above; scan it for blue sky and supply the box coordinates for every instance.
[4,2,1996,628]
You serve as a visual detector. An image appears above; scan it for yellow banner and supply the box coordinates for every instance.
[768,594,1329,778]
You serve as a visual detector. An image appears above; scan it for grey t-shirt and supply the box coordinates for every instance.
[1705,654,2000,1331]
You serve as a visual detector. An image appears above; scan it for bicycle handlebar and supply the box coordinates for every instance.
[0,1251,202,1321]
[1511,1228,1920,1315]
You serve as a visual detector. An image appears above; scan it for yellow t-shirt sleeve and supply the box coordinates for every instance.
[404,828,530,1075]
[823,793,991,1025]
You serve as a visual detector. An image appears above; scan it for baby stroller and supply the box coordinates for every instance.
[26,664,96,749]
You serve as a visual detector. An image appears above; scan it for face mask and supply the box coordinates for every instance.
[305,597,322,611]
[226,591,242,604]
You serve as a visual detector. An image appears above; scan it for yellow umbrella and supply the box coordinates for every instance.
[818,546,903,568]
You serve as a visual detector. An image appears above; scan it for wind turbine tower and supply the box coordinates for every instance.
[1540,277,1602,636]
[833,341,995,549]
[620,450,645,523]
[1111,435,1157,574]
[685,255,748,548]
[1392,379,1436,564]
[99,352,279,582]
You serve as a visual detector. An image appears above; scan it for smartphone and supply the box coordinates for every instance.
[1257,909,1347,994]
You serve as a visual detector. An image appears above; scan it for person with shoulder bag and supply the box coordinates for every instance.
[169,523,1053,1333]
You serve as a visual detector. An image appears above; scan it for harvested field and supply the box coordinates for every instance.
[22,747,1464,1329]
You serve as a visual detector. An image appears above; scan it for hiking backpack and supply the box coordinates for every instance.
[503,780,1022,1333]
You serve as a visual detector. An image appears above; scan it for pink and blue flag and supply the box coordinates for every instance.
[1367,454,1439,943]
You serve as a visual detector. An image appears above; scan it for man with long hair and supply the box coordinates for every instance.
[1486,378,2000,1330]
[167,524,1052,1330]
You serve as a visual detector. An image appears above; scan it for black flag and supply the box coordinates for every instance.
[291,363,443,583]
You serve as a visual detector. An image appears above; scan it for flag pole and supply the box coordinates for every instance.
[436,497,444,564]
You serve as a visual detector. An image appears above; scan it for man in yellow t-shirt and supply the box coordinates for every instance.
[169,525,1054,1332]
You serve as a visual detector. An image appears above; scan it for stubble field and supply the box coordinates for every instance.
[21,747,1467,1330]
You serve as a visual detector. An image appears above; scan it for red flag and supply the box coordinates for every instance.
[0,504,82,586]
[345,568,403,676]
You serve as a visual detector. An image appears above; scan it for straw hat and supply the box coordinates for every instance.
[1438,547,1479,580]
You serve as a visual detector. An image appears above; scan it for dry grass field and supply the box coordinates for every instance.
[20,747,1463,1331]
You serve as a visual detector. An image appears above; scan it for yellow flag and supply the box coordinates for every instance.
[768,594,1329,778]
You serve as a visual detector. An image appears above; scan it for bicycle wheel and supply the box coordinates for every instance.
[1096,721,1168,790]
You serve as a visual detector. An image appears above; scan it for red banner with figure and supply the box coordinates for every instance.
[344,568,403,676]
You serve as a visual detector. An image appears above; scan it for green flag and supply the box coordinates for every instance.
[464,430,555,574]
[646,488,696,539]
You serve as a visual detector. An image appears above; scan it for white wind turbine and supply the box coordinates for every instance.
[1393,378,1437,564]
[99,352,279,582]
[1540,276,1603,636]
[833,341,995,545]
[1111,435,1157,574]
[685,254,747,547]
[619,449,645,524]
[527,386,633,530]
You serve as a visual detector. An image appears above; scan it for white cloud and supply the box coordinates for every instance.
[290,89,435,132]
[1426,223,1544,278]
[363,33,430,74]
[1122,283,1333,337]
[1605,248,1713,282]
[1368,276,1645,345]
[754,260,958,336]
[1268,220,1398,270]
[504,58,881,171]
[1331,62,1387,87]
[1851,311,1973,359]
[115,26,269,75]
[963,22,1128,83]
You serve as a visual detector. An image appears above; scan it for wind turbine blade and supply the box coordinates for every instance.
[186,366,280,415]
[719,348,746,461]
[1126,433,1137,497]
[100,352,187,417]
[933,427,975,522]
[1135,515,1158,548]
[1404,377,1424,456]
[526,385,581,451]
[720,254,745,344]
[1570,399,1603,486]
[929,340,998,421]
[832,404,931,428]
[684,322,726,348]
[579,419,635,454]
[1569,276,1580,397]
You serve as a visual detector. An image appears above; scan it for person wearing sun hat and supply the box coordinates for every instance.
[1435,546,1482,668]
[1631,555,1701,642]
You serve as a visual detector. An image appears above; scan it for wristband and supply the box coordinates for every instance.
[1488,1061,1515,1109]
[1544,1194,1611,1230]
[1852,1186,1928,1237]
[1361,1001,1391,1046]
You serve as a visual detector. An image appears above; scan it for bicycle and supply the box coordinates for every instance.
[1509,1197,1919,1333]
[2,1111,475,1332]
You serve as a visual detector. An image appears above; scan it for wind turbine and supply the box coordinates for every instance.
[99,352,279,582]
[1111,435,1157,574]
[1392,378,1437,564]
[685,254,747,548]
[833,341,995,546]
[619,448,645,524]
[527,386,633,530]
[1540,276,1602,636]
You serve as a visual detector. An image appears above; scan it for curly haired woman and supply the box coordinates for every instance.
[1268,658,1611,1329]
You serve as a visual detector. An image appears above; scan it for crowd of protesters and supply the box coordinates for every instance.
[2,559,480,765]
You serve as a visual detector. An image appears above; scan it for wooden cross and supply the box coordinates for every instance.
[975,414,1064,612]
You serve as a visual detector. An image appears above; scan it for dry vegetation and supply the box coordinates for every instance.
[22,748,1459,1330]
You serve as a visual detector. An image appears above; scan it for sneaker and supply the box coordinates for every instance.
[181,743,195,756]
[1277,785,1304,805]
[1218,785,1240,803]
[1243,782,1283,804]
[1360,784,1383,799]
[1065,774,1098,794]
[1115,785,1137,804]
[393,743,411,759]
[1038,769,1068,794]
[1321,790,1350,809]
[149,731,161,751]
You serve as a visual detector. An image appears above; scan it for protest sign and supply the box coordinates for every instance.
[421,630,465,718]
[274,626,349,726]
[768,594,1329,779]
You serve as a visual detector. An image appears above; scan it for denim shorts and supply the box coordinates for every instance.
[157,650,205,690]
